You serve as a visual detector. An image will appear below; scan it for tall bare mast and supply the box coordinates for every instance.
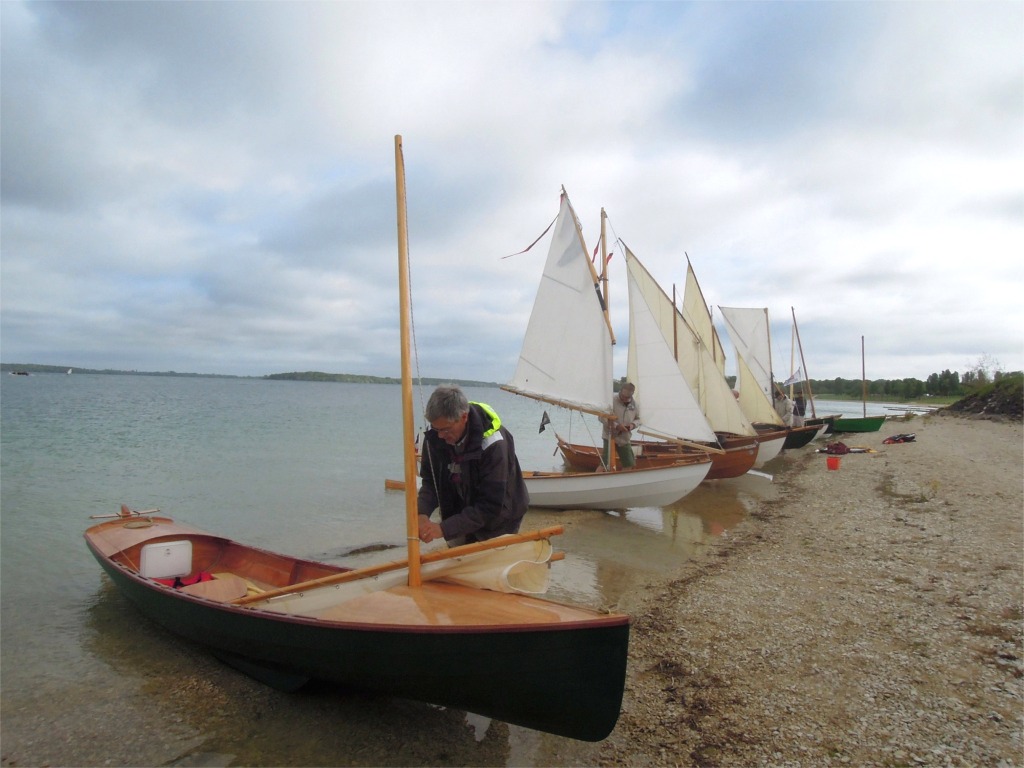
[791,307,816,418]
[394,135,421,588]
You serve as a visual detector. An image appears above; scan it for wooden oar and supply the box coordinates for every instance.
[232,525,565,606]
[635,429,726,455]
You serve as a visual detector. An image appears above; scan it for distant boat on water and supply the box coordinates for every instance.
[67,368,73,375]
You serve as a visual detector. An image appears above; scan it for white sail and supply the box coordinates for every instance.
[625,250,717,443]
[719,306,784,426]
[674,260,757,436]
[505,193,613,415]
[681,259,727,376]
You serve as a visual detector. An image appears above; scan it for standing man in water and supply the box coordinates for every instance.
[602,382,640,468]
[417,385,529,546]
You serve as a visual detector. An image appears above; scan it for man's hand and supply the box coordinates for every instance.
[418,514,443,543]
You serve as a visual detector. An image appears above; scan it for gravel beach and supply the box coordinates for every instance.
[557,412,1023,767]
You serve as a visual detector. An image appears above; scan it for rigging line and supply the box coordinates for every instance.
[602,213,627,263]
[500,212,557,260]
[580,410,611,470]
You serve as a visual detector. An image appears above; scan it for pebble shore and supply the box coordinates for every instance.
[564,413,1023,766]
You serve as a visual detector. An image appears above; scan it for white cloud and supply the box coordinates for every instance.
[1,0,1021,383]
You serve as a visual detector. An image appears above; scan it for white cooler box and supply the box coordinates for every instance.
[140,540,193,579]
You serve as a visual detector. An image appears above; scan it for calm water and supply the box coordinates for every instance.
[1,373,790,766]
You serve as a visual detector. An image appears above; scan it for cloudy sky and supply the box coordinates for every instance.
[2,1,1021,384]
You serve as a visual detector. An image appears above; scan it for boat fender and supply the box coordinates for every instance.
[155,572,213,589]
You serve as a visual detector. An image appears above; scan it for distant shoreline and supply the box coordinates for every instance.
[0,363,498,388]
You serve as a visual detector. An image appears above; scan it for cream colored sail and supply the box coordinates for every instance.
[504,192,613,416]
[673,258,756,436]
[719,306,784,426]
[681,258,727,376]
[625,251,717,443]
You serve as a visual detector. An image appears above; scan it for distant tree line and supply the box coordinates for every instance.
[786,367,1022,400]
[264,371,498,387]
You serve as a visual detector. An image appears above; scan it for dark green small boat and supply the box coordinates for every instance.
[85,508,629,742]
[828,415,886,433]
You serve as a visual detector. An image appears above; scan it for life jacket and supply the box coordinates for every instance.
[470,401,502,442]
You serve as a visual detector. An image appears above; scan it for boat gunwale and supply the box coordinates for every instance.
[85,526,629,634]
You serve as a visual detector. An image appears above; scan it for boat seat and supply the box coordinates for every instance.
[179,573,249,602]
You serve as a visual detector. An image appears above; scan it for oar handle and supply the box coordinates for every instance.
[232,525,564,606]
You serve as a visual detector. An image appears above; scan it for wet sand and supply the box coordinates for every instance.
[2,413,1020,766]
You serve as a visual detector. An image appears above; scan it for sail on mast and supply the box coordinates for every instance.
[625,249,717,443]
[503,191,613,417]
[681,256,727,376]
[718,306,784,426]
[675,259,757,436]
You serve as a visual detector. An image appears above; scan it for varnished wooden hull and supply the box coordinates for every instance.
[558,435,757,481]
[85,515,629,741]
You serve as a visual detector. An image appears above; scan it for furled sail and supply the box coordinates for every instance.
[504,192,613,416]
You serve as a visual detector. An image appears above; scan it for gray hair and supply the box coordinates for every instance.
[424,385,469,422]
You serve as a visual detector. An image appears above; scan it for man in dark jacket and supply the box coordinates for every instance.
[417,385,529,545]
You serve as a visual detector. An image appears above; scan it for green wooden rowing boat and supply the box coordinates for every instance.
[828,415,886,433]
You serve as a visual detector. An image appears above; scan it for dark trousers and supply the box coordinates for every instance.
[603,439,636,468]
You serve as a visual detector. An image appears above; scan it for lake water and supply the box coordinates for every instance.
[1,373,907,766]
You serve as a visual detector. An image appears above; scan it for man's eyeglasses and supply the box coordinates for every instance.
[432,416,465,436]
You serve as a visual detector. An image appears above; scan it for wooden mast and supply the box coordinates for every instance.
[599,206,617,470]
[765,307,778,399]
[791,307,816,418]
[599,208,610,322]
[861,335,867,418]
[789,324,796,400]
[394,135,422,588]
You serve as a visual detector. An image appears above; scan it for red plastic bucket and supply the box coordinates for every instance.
[826,456,841,470]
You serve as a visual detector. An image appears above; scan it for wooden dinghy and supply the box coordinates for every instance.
[557,433,758,481]
[827,415,886,433]
[83,138,630,743]
[85,507,629,741]
[523,453,711,510]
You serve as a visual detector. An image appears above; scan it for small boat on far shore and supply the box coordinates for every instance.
[828,337,886,434]
[827,415,886,433]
